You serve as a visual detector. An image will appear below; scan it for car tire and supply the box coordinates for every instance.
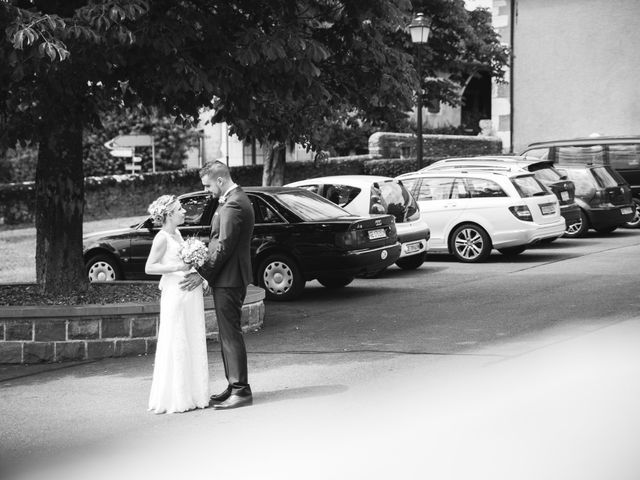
[395,252,427,270]
[86,254,121,282]
[498,246,527,256]
[564,209,589,238]
[624,199,640,228]
[450,224,492,263]
[594,226,617,234]
[317,276,354,289]
[257,254,305,301]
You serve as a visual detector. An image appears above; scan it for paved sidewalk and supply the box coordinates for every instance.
[2,318,640,480]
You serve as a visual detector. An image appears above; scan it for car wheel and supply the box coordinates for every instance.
[86,254,121,282]
[594,226,617,234]
[624,199,640,228]
[317,276,354,289]
[564,209,589,238]
[257,254,305,301]
[395,252,427,270]
[450,224,492,263]
[498,246,527,256]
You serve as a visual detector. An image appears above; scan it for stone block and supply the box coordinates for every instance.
[0,342,23,364]
[6,321,33,341]
[146,338,157,355]
[23,342,54,363]
[55,341,86,362]
[101,317,131,338]
[205,310,218,334]
[131,316,157,338]
[68,319,100,340]
[34,320,66,341]
[86,341,115,360]
[115,339,147,357]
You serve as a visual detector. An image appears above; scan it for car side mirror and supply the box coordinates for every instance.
[142,217,155,230]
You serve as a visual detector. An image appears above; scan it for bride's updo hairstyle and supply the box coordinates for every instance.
[148,195,178,225]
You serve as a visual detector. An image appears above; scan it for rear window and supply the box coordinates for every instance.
[511,175,549,197]
[556,168,598,196]
[371,181,420,222]
[522,148,550,160]
[592,166,623,187]
[273,190,351,221]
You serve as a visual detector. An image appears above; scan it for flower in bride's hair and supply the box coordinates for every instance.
[179,237,208,268]
[148,195,177,224]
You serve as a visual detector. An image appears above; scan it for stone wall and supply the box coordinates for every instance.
[369,132,502,160]
[0,286,265,364]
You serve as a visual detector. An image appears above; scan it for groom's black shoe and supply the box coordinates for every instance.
[209,387,232,405]
[212,394,253,410]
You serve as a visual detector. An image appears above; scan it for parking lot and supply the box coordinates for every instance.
[3,228,640,479]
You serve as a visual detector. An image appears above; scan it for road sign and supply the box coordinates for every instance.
[104,134,156,173]
[108,148,134,158]
[110,135,154,148]
[125,156,143,174]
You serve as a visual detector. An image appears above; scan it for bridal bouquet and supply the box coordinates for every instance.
[179,237,208,268]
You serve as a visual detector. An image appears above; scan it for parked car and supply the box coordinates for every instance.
[420,156,581,235]
[520,135,640,227]
[83,187,402,301]
[395,169,566,262]
[285,175,430,270]
[551,165,634,237]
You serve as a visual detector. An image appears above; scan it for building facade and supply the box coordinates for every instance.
[492,0,640,153]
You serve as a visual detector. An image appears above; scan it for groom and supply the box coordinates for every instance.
[180,160,255,410]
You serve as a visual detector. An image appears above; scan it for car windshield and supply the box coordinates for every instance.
[273,190,352,221]
[592,166,623,187]
[372,181,420,222]
[511,175,549,197]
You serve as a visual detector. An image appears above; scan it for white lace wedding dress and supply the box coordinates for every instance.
[148,230,210,414]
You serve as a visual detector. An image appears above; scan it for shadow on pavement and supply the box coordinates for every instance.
[255,384,348,405]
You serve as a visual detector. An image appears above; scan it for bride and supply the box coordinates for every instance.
[145,195,210,414]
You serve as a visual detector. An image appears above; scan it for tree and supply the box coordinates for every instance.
[0,0,507,296]
[209,0,508,183]
[1,0,218,295]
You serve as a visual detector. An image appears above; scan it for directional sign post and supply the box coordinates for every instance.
[104,134,156,173]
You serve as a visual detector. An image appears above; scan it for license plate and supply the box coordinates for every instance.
[540,204,556,215]
[405,242,421,253]
[561,191,570,201]
[621,207,633,215]
[368,228,386,240]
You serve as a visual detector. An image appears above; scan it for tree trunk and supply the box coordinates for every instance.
[35,117,88,295]
[262,141,286,186]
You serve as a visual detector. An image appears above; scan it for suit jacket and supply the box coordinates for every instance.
[197,187,255,288]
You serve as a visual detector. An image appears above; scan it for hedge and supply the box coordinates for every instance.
[0,133,502,225]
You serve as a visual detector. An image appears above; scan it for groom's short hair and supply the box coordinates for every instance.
[200,160,231,180]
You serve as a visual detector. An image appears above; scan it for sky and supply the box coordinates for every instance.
[465,0,492,10]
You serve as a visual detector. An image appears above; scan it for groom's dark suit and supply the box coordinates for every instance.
[197,186,254,397]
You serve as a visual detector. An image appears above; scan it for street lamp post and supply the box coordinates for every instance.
[410,13,432,170]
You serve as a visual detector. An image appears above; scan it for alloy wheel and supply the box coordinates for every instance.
[453,227,485,261]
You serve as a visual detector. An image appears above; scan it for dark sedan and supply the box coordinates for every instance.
[83,187,402,301]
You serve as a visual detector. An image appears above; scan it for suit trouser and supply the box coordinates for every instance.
[212,286,251,396]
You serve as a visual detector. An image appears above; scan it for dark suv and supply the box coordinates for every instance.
[553,165,634,237]
[521,136,640,227]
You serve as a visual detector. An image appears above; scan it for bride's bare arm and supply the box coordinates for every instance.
[145,234,188,275]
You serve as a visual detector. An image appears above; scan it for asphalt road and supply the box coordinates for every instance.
[2,230,640,480]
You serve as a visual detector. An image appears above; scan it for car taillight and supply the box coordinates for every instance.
[509,205,533,221]
[336,231,358,249]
